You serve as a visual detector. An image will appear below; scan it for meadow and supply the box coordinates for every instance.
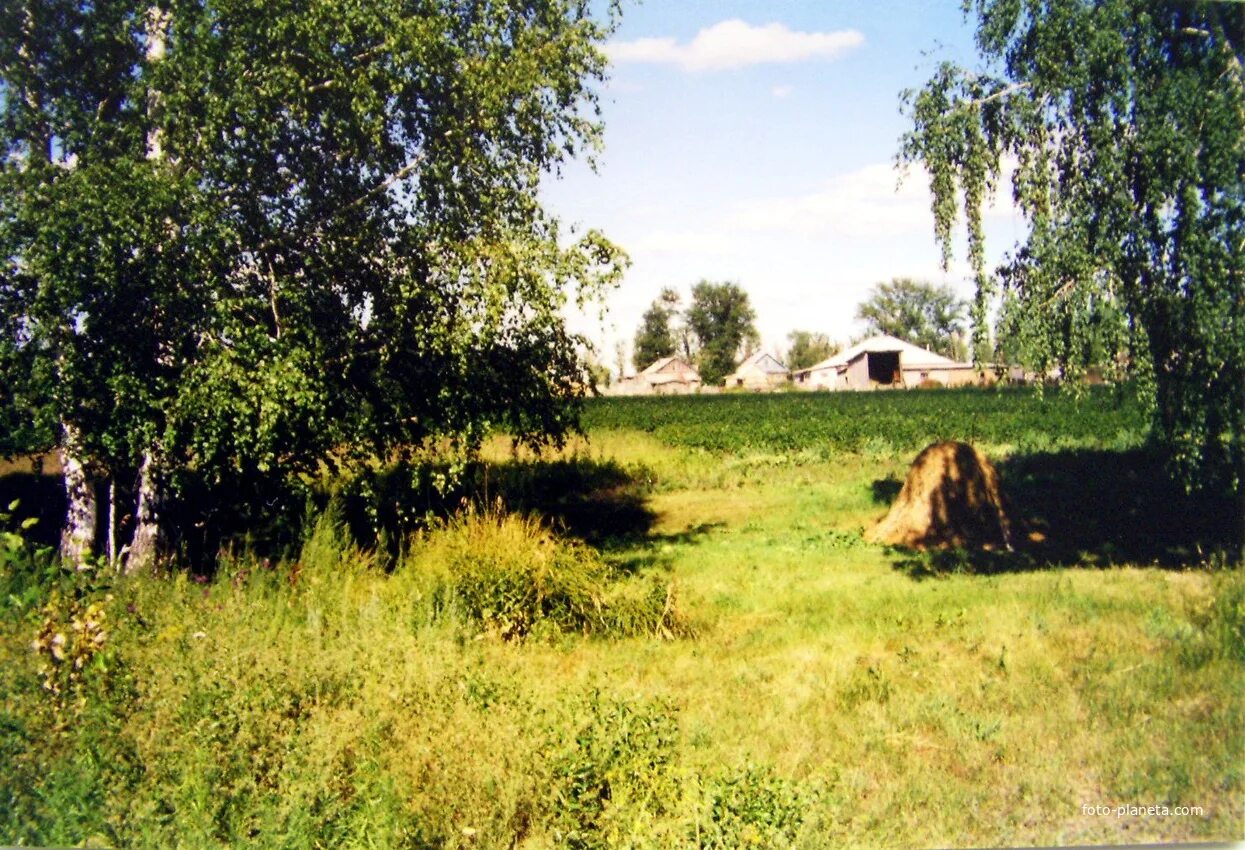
[1,387,1241,848]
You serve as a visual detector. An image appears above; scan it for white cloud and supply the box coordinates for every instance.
[606,19,864,72]
[729,160,1022,239]
[772,85,793,99]
[626,228,740,256]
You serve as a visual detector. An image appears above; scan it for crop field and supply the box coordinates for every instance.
[582,385,1151,455]
[2,387,1242,849]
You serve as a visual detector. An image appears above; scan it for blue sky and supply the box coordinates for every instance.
[544,1,1028,372]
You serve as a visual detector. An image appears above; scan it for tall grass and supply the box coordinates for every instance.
[1,422,1241,848]
[394,502,690,640]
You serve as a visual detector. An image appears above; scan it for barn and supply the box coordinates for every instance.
[610,355,703,396]
[791,334,984,390]
[725,351,789,390]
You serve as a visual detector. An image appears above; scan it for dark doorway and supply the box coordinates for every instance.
[867,351,900,385]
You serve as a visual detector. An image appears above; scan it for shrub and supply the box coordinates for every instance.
[691,765,815,849]
[398,504,690,640]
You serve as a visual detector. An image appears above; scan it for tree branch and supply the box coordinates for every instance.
[254,152,426,254]
[966,81,1031,108]
[267,261,282,339]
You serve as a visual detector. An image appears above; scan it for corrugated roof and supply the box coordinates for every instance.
[798,334,963,373]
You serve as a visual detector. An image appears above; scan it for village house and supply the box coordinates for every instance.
[725,351,790,390]
[791,334,986,391]
[610,355,702,396]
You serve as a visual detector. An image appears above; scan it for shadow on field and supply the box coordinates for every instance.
[886,447,1242,578]
[478,457,658,546]
[870,475,903,505]
[338,455,659,559]
[2,452,661,570]
[604,523,724,575]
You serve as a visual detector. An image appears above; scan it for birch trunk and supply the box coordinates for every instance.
[58,426,97,568]
[126,5,173,574]
[126,451,166,574]
[108,479,118,569]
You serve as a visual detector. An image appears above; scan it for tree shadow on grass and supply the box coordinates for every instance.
[481,456,660,546]
[339,454,663,562]
[888,447,1242,578]
[602,522,725,576]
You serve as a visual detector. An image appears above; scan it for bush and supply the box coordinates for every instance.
[691,765,815,849]
[398,504,689,640]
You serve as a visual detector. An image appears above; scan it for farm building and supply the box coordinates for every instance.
[726,351,789,390]
[791,334,985,391]
[610,355,703,396]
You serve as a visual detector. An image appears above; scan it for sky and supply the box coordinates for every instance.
[542,0,1029,374]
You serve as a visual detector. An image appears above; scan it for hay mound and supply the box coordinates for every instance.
[868,441,1012,549]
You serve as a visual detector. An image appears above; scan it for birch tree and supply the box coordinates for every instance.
[0,0,625,569]
[900,0,1243,498]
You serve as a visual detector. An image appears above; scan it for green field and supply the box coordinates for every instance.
[2,388,1242,848]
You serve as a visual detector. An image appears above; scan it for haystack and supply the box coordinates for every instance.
[868,441,1012,549]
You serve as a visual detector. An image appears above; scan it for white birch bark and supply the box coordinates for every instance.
[126,450,165,574]
[58,425,97,568]
[127,5,173,573]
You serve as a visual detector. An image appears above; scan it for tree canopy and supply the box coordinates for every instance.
[855,279,968,360]
[785,330,838,372]
[0,0,625,565]
[685,281,759,386]
[632,287,680,371]
[900,0,1243,497]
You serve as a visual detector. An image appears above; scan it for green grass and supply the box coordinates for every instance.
[1,391,1241,848]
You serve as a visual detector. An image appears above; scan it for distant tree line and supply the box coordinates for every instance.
[632,277,970,384]
[633,281,759,386]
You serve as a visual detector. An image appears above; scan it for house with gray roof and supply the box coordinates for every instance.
[725,351,789,390]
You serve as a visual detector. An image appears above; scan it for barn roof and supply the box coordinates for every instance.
[640,355,699,378]
[729,351,788,376]
[798,334,963,374]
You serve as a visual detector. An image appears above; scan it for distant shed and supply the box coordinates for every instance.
[791,334,985,390]
[610,355,702,396]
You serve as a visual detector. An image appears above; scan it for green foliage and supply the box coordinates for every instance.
[855,278,969,360]
[0,0,627,555]
[685,281,759,386]
[633,287,681,372]
[0,500,102,615]
[785,330,838,372]
[1174,567,1245,667]
[546,693,681,849]
[0,429,1241,847]
[583,386,1149,455]
[1207,568,1245,663]
[691,766,814,849]
[900,0,1244,496]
